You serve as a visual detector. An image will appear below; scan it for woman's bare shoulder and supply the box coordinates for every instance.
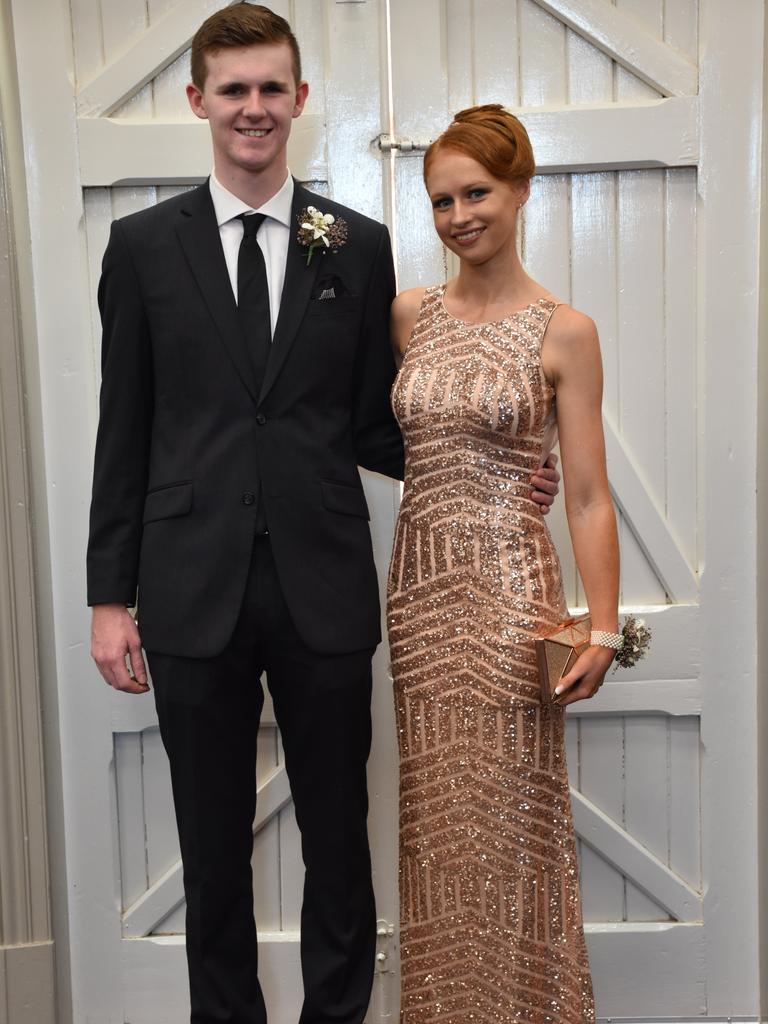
[548,303,597,342]
[542,304,601,383]
[391,287,428,356]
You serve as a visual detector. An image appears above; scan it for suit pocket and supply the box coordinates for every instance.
[306,297,360,318]
[320,480,370,520]
[143,481,193,524]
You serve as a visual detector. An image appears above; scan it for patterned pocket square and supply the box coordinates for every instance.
[312,274,349,301]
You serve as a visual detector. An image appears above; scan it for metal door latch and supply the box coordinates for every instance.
[375,133,433,153]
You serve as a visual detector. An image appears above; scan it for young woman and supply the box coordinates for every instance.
[387,104,620,1023]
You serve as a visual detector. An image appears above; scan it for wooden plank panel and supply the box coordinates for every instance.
[617,168,666,506]
[394,159,443,291]
[520,0,567,108]
[153,902,185,935]
[445,0,473,115]
[624,715,671,919]
[70,0,105,85]
[324,0,389,215]
[99,0,147,66]
[586,922,706,1014]
[616,167,668,605]
[518,97,699,173]
[665,167,698,568]
[472,0,521,108]
[142,727,179,887]
[278,804,303,931]
[114,732,147,910]
[110,186,157,219]
[77,0,223,116]
[390,0,448,136]
[578,718,626,921]
[148,0,178,18]
[83,188,113,392]
[533,0,697,96]
[566,27,613,105]
[668,716,701,887]
[605,418,698,601]
[664,0,698,61]
[571,789,700,922]
[619,0,664,39]
[253,725,281,931]
[121,936,303,1024]
[77,115,327,186]
[569,679,701,717]
[151,52,194,120]
[292,0,329,119]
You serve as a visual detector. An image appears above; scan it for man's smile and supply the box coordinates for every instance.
[236,127,271,137]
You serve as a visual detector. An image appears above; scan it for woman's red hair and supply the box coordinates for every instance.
[423,104,535,186]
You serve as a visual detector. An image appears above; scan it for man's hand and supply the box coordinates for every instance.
[531,453,560,515]
[91,603,149,694]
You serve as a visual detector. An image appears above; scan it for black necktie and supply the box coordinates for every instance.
[237,212,271,385]
[237,212,270,534]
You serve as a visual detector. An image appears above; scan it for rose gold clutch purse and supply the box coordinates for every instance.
[535,614,591,704]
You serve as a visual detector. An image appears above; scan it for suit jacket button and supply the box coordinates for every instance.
[242,491,256,506]
[256,413,267,425]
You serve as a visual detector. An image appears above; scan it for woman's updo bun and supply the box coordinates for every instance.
[423,104,535,185]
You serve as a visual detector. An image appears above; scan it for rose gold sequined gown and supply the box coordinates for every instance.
[387,286,594,1023]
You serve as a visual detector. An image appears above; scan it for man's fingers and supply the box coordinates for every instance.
[128,642,149,687]
[531,472,558,495]
[544,452,559,470]
[111,655,150,694]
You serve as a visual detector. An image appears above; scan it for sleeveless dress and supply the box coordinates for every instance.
[387,285,595,1023]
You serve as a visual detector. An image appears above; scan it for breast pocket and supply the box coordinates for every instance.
[306,297,360,318]
[143,481,193,524]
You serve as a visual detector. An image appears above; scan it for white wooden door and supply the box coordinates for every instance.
[9,1,399,1021]
[385,0,762,1020]
[10,0,764,1021]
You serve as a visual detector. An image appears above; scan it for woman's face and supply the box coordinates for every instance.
[425,149,529,266]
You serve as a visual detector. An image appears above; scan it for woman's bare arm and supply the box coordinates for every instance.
[541,307,620,705]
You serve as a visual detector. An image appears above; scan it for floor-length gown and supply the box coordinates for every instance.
[387,285,595,1023]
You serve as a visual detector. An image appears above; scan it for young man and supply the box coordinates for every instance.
[87,5,558,1022]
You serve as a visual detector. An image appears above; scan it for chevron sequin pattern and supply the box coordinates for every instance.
[387,286,595,1023]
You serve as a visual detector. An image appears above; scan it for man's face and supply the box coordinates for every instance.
[187,42,308,181]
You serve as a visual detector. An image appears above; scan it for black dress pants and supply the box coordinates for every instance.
[148,536,377,1024]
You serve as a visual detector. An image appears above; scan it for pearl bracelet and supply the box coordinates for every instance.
[590,629,624,651]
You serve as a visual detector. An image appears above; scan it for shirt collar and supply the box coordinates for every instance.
[208,171,294,228]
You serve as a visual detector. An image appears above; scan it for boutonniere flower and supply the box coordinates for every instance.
[297,206,348,265]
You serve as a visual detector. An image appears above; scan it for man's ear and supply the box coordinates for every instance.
[186,82,208,121]
[292,80,309,119]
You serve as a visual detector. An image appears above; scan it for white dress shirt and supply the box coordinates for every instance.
[208,171,294,338]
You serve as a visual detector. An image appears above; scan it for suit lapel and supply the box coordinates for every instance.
[259,182,323,403]
[175,183,260,405]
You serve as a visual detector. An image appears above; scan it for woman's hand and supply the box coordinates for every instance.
[552,645,615,707]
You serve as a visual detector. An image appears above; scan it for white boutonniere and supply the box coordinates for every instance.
[297,206,348,265]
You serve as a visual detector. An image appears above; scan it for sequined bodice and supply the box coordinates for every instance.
[393,285,558,511]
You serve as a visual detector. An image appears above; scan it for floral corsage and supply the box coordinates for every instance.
[297,206,348,265]
[613,616,652,671]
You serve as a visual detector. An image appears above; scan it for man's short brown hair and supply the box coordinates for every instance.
[191,3,302,89]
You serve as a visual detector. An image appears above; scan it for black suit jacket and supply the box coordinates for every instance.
[87,180,404,657]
